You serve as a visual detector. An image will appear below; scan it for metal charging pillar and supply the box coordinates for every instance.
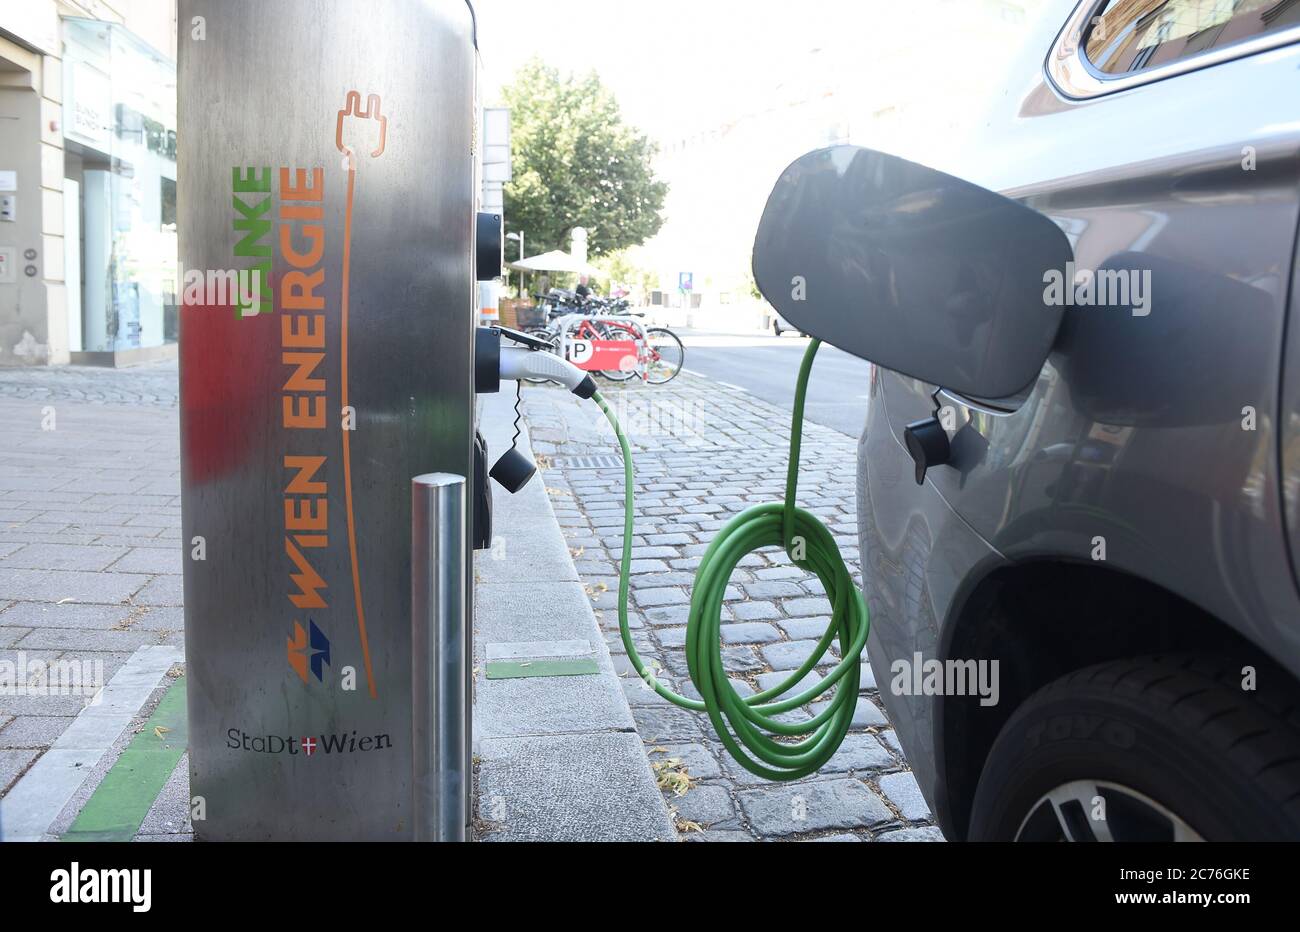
[178,0,479,840]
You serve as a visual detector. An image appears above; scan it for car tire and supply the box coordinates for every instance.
[968,654,1300,841]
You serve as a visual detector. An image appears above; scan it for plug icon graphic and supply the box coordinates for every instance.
[336,91,387,169]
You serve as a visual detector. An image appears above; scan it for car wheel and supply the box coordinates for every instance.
[968,654,1300,841]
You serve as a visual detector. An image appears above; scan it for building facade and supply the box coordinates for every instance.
[0,0,177,367]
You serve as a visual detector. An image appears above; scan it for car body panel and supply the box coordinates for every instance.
[1280,213,1300,599]
[858,0,1300,833]
[859,376,1007,829]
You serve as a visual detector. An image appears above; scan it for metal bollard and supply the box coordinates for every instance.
[411,474,468,842]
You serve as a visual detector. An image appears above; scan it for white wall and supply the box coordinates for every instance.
[64,176,82,352]
[0,85,55,363]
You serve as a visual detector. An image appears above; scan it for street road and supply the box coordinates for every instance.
[676,330,873,438]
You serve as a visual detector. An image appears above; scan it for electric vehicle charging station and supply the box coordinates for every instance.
[178,0,488,841]
[177,0,1073,839]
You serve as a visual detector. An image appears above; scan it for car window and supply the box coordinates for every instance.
[1084,0,1300,74]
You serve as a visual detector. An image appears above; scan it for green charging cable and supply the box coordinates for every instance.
[593,338,870,781]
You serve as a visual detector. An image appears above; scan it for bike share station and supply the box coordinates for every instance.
[178,0,1071,842]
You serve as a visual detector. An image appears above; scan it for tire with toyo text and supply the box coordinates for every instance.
[968,654,1300,841]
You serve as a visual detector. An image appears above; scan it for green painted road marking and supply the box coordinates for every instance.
[485,659,600,680]
[62,676,188,843]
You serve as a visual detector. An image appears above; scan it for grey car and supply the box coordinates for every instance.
[853,0,1300,841]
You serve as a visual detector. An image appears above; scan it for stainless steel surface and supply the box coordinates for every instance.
[752,146,1071,400]
[857,2,1300,836]
[178,0,477,840]
[1046,0,1300,100]
[411,475,468,843]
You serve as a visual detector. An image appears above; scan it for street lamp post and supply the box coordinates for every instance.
[506,231,525,297]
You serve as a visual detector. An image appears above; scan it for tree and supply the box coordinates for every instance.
[502,59,668,258]
[599,247,659,296]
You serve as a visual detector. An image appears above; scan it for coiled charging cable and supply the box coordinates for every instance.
[593,339,870,781]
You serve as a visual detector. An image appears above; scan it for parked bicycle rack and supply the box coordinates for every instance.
[554,314,653,379]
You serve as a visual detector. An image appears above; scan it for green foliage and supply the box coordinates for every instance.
[502,59,668,258]
[599,248,659,295]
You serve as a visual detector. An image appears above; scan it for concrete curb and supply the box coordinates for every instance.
[474,386,675,841]
[0,645,183,842]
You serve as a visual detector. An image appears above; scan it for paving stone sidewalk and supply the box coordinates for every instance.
[0,360,179,408]
[522,372,943,842]
[0,361,185,806]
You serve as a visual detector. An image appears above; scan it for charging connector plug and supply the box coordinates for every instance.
[499,346,596,398]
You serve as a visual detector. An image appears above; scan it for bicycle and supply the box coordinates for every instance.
[525,312,684,385]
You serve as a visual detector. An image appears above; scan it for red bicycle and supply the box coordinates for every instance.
[526,314,684,384]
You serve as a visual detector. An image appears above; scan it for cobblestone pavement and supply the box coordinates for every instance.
[0,359,180,407]
[521,372,943,842]
[0,361,183,800]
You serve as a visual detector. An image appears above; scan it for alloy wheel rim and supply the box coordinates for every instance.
[1014,779,1204,842]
